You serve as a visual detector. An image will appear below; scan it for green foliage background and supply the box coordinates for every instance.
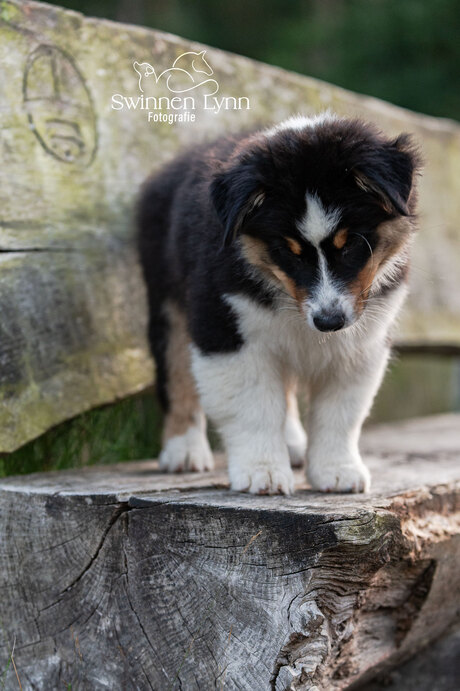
[57,0,460,120]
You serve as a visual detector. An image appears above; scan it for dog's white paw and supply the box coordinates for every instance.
[229,463,295,495]
[285,414,307,468]
[159,426,214,473]
[308,455,371,493]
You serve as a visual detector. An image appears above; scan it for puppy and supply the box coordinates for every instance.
[137,113,421,494]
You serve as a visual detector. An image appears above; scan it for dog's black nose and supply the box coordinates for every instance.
[313,312,346,332]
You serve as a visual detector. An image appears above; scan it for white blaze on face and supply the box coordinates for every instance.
[297,193,355,328]
[298,193,341,247]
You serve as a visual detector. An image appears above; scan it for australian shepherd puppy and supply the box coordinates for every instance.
[138,113,421,494]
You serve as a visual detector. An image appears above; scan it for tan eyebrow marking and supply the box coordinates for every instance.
[286,237,302,255]
[333,228,348,250]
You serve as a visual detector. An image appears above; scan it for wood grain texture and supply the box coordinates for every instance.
[1,0,460,452]
[0,415,459,690]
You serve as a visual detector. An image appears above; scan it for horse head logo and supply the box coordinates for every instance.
[133,50,219,96]
[189,50,213,76]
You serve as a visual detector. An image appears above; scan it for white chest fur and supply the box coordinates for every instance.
[189,284,407,495]
[224,286,407,382]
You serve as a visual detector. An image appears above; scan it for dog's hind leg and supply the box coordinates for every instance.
[156,301,214,473]
[284,379,307,468]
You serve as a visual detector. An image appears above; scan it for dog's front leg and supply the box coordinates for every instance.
[306,346,390,493]
[191,345,294,495]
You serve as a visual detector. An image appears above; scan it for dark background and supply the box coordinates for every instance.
[57,0,460,120]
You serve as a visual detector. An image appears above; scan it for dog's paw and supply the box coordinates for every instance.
[285,415,307,468]
[230,464,295,495]
[307,456,371,493]
[159,426,214,473]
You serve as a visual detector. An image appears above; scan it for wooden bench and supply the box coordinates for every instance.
[0,1,459,689]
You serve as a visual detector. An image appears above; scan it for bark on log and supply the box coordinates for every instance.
[0,415,459,690]
[1,0,460,451]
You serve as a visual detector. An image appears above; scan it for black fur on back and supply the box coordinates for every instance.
[137,117,421,409]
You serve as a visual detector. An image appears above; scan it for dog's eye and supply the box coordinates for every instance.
[332,228,348,250]
[337,231,373,263]
[285,237,302,256]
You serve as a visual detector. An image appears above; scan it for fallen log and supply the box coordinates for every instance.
[0,414,459,690]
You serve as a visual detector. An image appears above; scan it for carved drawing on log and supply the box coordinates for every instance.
[23,44,97,166]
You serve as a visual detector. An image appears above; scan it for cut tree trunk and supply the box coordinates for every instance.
[0,414,459,690]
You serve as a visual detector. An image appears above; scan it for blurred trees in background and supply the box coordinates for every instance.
[58,0,460,119]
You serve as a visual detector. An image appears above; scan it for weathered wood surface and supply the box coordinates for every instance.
[0,414,459,690]
[0,0,460,452]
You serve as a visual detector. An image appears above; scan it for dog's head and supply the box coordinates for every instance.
[211,114,422,332]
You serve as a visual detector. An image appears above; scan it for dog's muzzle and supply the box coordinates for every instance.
[312,310,346,332]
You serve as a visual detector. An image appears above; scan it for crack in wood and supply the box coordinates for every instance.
[122,547,161,691]
[1,435,459,689]
[61,502,131,595]
[393,560,436,645]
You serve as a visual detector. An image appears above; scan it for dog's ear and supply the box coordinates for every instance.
[354,134,421,216]
[211,162,265,247]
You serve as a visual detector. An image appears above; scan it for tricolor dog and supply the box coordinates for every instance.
[138,113,421,494]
